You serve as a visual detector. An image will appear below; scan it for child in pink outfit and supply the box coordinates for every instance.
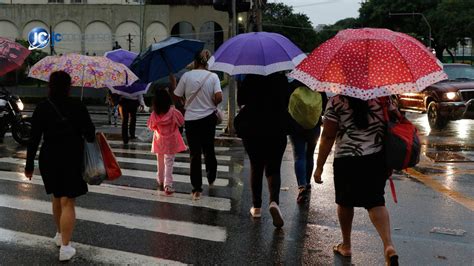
[147,89,186,195]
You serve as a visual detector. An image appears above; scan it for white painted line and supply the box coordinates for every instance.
[0,194,227,242]
[0,227,183,265]
[0,158,230,187]
[107,140,230,151]
[116,157,229,172]
[0,171,231,211]
[111,148,231,161]
[120,169,229,187]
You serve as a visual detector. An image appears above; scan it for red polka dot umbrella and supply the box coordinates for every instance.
[288,28,447,100]
[0,37,30,77]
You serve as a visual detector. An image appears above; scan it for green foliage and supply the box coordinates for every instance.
[314,18,362,48]
[357,0,474,62]
[262,3,318,53]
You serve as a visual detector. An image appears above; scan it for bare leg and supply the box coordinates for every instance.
[368,206,397,258]
[52,196,61,233]
[336,204,354,256]
[60,197,76,246]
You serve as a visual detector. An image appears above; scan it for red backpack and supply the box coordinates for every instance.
[382,99,421,171]
[382,98,421,203]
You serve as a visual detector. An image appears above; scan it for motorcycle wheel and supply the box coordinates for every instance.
[12,120,32,145]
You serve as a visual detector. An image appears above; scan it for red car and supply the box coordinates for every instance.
[397,63,474,129]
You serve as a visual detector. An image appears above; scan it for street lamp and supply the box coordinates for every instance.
[388,12,432,48]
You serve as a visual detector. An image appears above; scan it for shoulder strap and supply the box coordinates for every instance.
[184,72,213,109]
[47,99,67,121]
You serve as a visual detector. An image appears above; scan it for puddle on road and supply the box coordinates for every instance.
[425,151,472,162]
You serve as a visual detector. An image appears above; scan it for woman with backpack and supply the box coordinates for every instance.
[287,80,327,204]
[313,95,399,265]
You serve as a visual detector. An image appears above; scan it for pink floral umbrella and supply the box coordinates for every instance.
[289,28,447,100]
[29,54,139,99]
[0,37,31,77]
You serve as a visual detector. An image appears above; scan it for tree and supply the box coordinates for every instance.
[262,3,318,53]
[314,18,362,48]
[358,0,474,62]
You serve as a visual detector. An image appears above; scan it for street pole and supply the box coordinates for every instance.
[256,0,263,32]
[388,12,431,48]
[227,0,237,135]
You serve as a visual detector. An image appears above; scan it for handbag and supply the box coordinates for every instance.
[215,108,225,125]
[96,132,122,181]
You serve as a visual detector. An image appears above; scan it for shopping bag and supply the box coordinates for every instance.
[138,128,154,142]
[83,138,107,185]
[96,132,122,181]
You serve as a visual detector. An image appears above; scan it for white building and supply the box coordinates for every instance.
[0,0,232,55]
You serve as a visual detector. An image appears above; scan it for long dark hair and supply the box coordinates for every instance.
[48,71,71,99]
[346,96,370,129]
[152,88,172,115]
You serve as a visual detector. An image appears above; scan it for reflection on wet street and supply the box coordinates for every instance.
[405,112,474,207]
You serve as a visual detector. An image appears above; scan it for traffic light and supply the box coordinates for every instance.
[213,0,251,13]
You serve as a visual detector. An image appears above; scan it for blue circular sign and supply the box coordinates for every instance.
[28,27,50,50]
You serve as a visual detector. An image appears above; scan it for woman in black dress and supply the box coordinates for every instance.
[24,71,95,261]
[236,73,290,228]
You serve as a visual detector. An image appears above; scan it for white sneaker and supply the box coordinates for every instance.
[59,245,76,261]
[269,202,284,228]
[53,232,62,247]
[250,207,261,218]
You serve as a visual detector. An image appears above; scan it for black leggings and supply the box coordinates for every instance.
[185,113,218,193]
[243,135,287,208]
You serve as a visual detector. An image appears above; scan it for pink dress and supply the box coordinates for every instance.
[147,106,186,154]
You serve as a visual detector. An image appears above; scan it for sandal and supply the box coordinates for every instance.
[385,254,399,266]
[333,243,351,257]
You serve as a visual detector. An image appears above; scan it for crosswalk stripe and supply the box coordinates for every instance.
[0,227,184,264]
[0,158,230,187]
[0,171,231,211]
[0,194,227,242]
[120,169,229,187]
[116,157,230,172]
[111,148,232,161]
[107,140,230,152]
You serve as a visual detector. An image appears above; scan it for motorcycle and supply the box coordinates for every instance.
[0,86,31,145]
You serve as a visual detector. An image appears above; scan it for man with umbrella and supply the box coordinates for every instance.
[119,92,145,144]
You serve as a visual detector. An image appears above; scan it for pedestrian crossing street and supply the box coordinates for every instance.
[0,111,243,264]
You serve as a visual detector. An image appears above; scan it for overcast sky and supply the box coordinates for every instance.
[274,0,362,26]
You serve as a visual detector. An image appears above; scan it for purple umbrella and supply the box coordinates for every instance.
[104,49,150,97]
[208,32,306,76]
[107,82,151,98]
[104,49,138,68]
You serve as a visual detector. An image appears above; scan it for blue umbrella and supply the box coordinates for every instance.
[104,49,138,68]
[131,37,205,83]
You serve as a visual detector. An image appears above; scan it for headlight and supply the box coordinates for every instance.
[445,92,457,100]
[16,99,24,111]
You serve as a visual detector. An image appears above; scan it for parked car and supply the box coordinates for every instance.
[396,63,474,129]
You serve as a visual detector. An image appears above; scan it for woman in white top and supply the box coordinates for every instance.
[174,50,223,200]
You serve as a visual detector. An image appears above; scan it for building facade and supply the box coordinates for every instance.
[0,0,234,55]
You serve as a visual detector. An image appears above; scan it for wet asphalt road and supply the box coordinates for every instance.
[0,105,472,265]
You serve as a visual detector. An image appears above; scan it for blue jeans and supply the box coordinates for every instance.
[289,126,321,188]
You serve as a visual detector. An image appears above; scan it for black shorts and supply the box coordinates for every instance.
[333,152,390,209]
